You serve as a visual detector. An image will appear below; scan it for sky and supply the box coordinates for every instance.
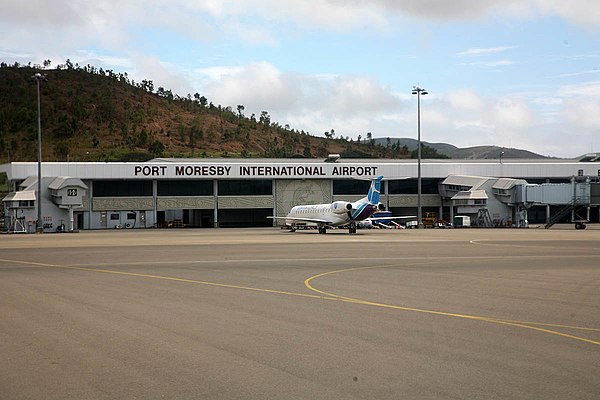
[1,1,600,158]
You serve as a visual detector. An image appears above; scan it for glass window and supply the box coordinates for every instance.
[93,181,152,197]
[389,178,440,194]
[157,180,213,196]
[218,180,272,195]
[333,180,373,195]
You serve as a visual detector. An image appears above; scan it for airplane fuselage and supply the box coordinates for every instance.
[269,175,385,234]
[286,204,351,227]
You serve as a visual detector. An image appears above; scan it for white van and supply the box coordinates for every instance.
[453,216,471,228]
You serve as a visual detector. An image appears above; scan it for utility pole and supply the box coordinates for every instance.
[412,85,428,229]
[32,72,47,233]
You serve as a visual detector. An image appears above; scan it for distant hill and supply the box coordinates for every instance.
[373,138,551,159]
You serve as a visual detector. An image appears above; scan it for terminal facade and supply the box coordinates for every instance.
[2,157,599,232]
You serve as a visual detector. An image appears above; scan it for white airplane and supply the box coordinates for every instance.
[268,176,415,234]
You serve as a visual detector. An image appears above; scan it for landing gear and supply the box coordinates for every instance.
[318,226,327,234]
[575,222,587,230]
[348,222,357,234]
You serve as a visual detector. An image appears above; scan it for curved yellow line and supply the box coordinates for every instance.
[3,257,599,345]
[304,265,600,346]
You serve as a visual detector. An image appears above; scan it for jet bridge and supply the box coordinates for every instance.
[520,177,597,229]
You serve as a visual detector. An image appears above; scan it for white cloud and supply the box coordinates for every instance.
[558,81,600,98]
[559,82,600,130]
[532,0,600,30]
[129,55,194,96]
[456,46,517,57]
[446,90,486,111]
[492,97,534,129]
[202,62,401,121]
[457,60,516,68]
[564,99,600,129]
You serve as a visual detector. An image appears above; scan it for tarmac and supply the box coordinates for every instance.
[1,226,599,399]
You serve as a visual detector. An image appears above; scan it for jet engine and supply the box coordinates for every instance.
[331,201,353,214]
[377,203,386,211]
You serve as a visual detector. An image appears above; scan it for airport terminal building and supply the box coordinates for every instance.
[2,156,600,232]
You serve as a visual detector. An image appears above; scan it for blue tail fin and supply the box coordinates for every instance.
[367,176,383,205]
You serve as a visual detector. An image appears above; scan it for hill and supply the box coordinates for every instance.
[0,62,551,163]
[372,138,551,160]
[0,62,410,162]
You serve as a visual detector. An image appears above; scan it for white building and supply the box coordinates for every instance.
[1,156,599,232]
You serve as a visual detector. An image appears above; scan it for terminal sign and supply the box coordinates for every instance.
[134,164,378,178]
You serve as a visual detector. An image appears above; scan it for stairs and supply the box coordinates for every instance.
[544,203,574,229]
[474,208,493,228]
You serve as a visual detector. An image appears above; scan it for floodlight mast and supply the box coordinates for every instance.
[32,72,46,233]
[411,86,428,229]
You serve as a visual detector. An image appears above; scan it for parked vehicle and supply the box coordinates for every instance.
[453,215,471,228]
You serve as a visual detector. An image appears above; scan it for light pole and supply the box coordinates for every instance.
[412,85,427,229]
[500,151,505,164]
[32,73,46,233]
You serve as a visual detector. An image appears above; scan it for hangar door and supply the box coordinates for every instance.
[217,180,274,227]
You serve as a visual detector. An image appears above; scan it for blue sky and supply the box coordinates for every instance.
[2,1,599,157]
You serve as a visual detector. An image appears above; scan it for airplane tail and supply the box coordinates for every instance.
[349,176,384,221]
[367,176,383,205]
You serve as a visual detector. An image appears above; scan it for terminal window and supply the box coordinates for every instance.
[389,178,440,195]
[218,180,272,195]
[93,180,152,197]
[333,180,377,195]
[157,180,213,196]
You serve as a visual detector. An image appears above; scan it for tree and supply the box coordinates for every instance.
[141,79,154,93]
[259,111,271,126]
[303,146,312,158]
[53,141,70,160]
[136,129,149,146]
[148,140,165,157]
[237,104,245,118]
[411,144,450,159]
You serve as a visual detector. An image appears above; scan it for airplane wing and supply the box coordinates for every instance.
[366,215,416,221]
[267,216,334,224]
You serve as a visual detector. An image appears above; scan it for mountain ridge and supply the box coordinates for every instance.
[372,138,554,160]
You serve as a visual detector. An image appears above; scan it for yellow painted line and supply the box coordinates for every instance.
[304,265,600,346]
[0,258,338,301]
[3,258,599,345]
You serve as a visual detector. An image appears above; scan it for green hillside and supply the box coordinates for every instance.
[0,62,409,162]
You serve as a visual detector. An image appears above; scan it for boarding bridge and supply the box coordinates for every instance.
[519,177,598,229]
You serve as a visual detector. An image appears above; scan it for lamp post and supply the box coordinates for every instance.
[412,85,428,229]
[500,151,505,164]
[32,73,46,233]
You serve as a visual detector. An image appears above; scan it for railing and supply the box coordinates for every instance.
[544,197,588,229]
